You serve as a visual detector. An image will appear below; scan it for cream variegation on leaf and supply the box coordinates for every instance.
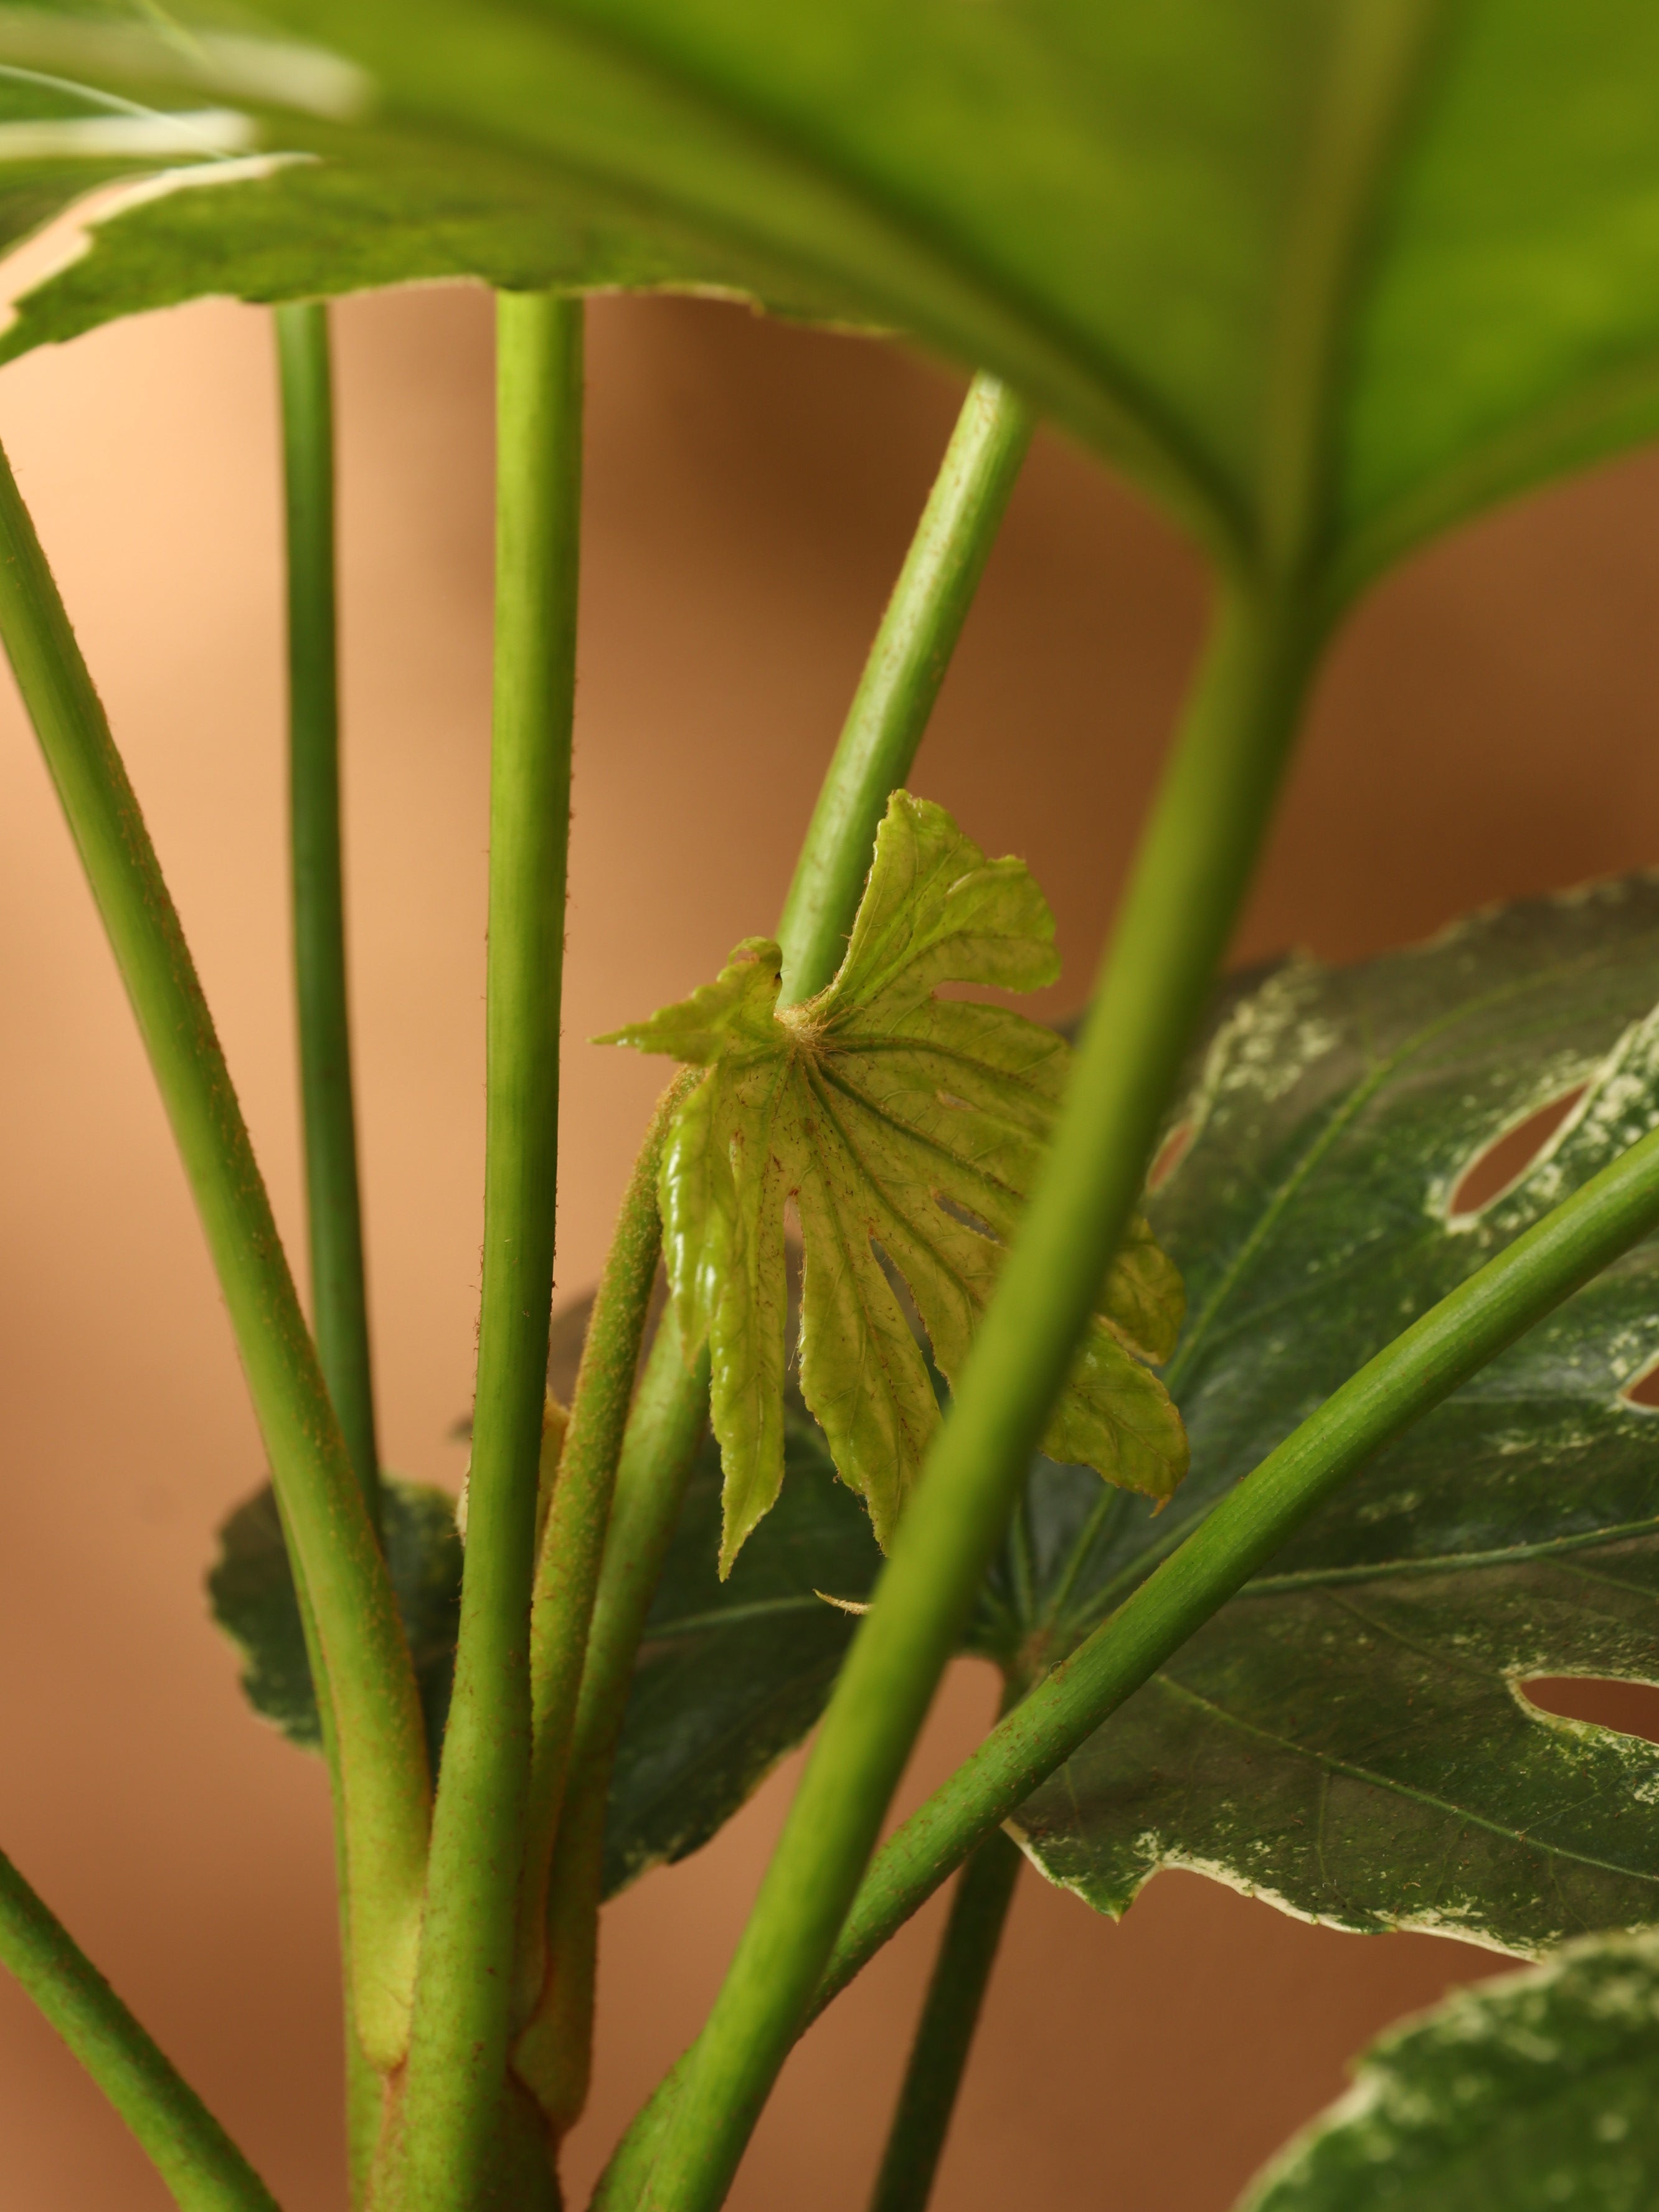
[601,794,1188,1573]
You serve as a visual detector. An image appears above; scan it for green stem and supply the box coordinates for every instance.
[0,440,428,2073]
[867,1830,1022,2212]
[592,365,1031,2200]
[816,1107,1659,2010]
[276,299,380,1527]
[514,1308,712,2130]
[516,1077,690,2026]
[633,580,1319,2212]
[775,374,1033,1006]
[273,298,383,2205]
[602,371,1026,2203]
[0,1848,279,2211]
[389,289,582,2211]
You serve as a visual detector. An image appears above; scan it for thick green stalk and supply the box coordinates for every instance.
[867,1830,1022,2212]
[387,290,582,2211]
[590,368,1033,2198]
[816,1108,1659,2008]
[634,580,1318,2212]
[276,298,380,1526]
[775,374,1033,1005]
[0,1848,278,2211]
[514,1310,712,2127]
[0,440,428,2071]
[516,1077,689,2026]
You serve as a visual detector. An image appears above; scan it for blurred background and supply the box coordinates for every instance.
[1,283,1658,2209]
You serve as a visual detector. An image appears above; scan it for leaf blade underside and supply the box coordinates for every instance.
[604,792,1186,1572]
[2,7,1659,598]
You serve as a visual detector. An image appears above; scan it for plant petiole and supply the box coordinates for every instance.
[276,297,382,1529]
[0,1846,279,2212]
[515,1074,692,2051]
[386,288,582,2208]
[777,372,1032,1007]
[0,432,429,2078]
[514,1307,713,2133]
[866,1828,1023,2212]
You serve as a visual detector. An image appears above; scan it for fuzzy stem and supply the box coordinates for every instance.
[0,438,428,2073]
[276,298,381,1527]
[589,368,1032,2205]
[630,580,1320,2212]
[516,1078,690,2026]
[514,1309,712,2130]
[0,1848,279,2211]
[387,290,582,2210]
[867,1830,1022,2212]
[776,374,1032,1006]
[273,298,384,2203]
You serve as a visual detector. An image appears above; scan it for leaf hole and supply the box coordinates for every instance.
[935,1192,998,1242]
[1446,1085,1586,1221]
[1147,1121,1193,1193]
[1521,1676,1659,1744]
[1620,1354,1659,1412]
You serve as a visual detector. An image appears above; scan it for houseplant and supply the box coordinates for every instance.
[2,4,1659,2206]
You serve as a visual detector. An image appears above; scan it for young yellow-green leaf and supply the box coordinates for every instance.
[602,792,1187,1573]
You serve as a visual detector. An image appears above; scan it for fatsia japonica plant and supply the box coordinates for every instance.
[7,3,1659,2210]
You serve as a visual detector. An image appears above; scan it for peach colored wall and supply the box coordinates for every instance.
[1,284,1657,2210]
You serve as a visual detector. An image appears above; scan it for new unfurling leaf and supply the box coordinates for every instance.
[603,792,1187,1572]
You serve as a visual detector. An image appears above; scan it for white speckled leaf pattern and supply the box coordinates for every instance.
[1239,1931,1659,2211]
[1004,876,1659,1954]
[603,792,1187,1572]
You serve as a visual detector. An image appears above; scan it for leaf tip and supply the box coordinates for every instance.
[814,1589,871,1616]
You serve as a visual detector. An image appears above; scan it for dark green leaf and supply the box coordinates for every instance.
[1239,1932,1659,2211]
[1,6,1659,596]
[1003,877,1659,1954]
[208,1386,884,1898]
[208,1475,462,1767]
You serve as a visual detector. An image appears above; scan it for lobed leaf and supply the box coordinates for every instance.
[603,791,1186,1572]
[996,876,1659,1955]
[1239,1931,1659,2211]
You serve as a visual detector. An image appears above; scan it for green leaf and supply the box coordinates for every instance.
[1239,1931,1659,2212]
[209,1475,462,1767]
[603,790,1186,1572]
[4,6,1659,597]
[998,876,1659,1955]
